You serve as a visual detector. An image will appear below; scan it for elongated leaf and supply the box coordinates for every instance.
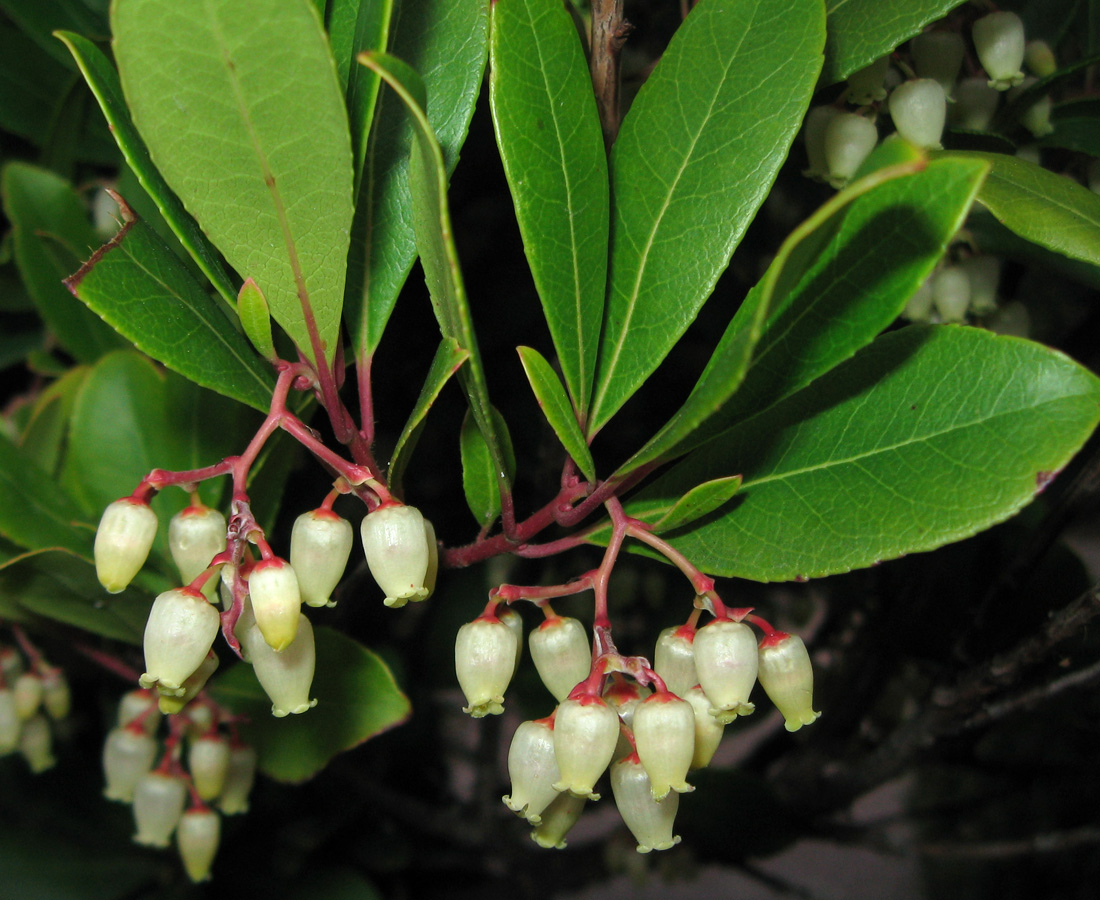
[362,52,508,490]
[65,208,275,411]
[516,346,596,483]
[0,0,104,68]
[112,0,354,366]
[346,0,489,356]
[490,0,608,419]
[460,408,516,527]
[625,326,1100,581]
[57,31,239,309]
[941,150,1100,269]
[0,548,150,644]
[236,277,277,362]
[0,19,70,145]
[388,337,469,497]
[19,365,89,478]
[587,0,825,434]
[211,626,411,783]
[822,0,967,85]
[1,162,127,363]
[651,475,743,533]
[0,430,93,556]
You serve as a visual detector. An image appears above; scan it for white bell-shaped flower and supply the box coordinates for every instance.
[530,792,585,849]
[823,112,879,188]
[610,754,682,854]
[41,669,71,720]
[13,672,43,720]
[132,771,187,847]
[95,498,158,593]
[1010,78,1054,138]
[499,607,524,675]
[959,255,1001,315]
[242,616,318,717]
[290,509,353,608]
[168,505,226,598]
[950,77,1001,131]
[1025,39,1056,78]
[422,517,439,599]
[188,734,231,801]
[911,32,965,96]
[757,634,821,732]
[904,275,935,322]
[889,79,946,149]
[653,626,698,698]
[931,265,971,323]
[802,106,840,181]
[694,619,758,723]
[102,726,158,801]
[18,713,54,772]
[684,686,726,769]
[632,692,696,800]
[248,558,302,651]
[551,696,620,800]
[454,616,518,717]
[177,808,220,883]
[0,688,20,754]
[360,504,431,607]
[140,588,221,698]
[529,616,591,702]
[217,744,258,814]
[502,719,562,824]
[158,653,219,716]
[973,11,1026,90]
[846,55,889,105]
[118,689,160,734]
[604,679,651,761]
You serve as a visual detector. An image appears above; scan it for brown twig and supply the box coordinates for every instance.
[589,0,630,149]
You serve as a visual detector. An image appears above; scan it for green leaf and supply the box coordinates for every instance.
[0,19,70,145]
[64,208,275,412]
[18,365,89,478]
[0,548,150,644]
[57,30,239,309]
[345,0,489,356]
[516,346,596,483]
[626,326,1100,581]
[821,0,968,85]
[361,51,509,491]
[236,277,277,363]
[490,0,608,419]
[0,0,105,68]
[387,337,469,498]
[211,626,411,783]
[1,162,127,363]
[587,0,825,434]
[0,430,93,556]
[966,208,1100,291]
[460,407,516,527]
[650,475,743,533]
[1038,115,1100,157]
[940,150,1100,269]
[111,0,354,366]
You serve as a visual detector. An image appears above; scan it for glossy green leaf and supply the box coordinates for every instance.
[57,30,238,309]
[0,430,93,557]
[941,150,1100,269]
[345,0,489,356]
[490,0,608,419]
[0,548,150,644]
[1038,116,1100,157]
[627,326,1100,581]
[236,277,277,363]
[821,0,967,85]
[362,52,508,490]
[111,0,354,366]
[1,162,127,363]
[460,407,516,527]
[211,626,411,783]
[587,0,825,434]
[19,365,89,478]
[966,209,1100,291]
[516,346,596,483]
[0,0,105,68]
[388,337,469,498]
[65,209,275,411]
[650,475,743,533]
[0,19,70,145]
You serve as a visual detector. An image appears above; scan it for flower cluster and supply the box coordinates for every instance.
[0,630,70,773]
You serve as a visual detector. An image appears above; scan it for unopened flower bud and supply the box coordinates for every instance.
[158,653,220,715]
[530,792,585,849]
[654,626,698,698]
[140,588,221,698]
[694,619,758,723]
[632,692,696,800]
[552,695,620,800]
[19,713,55,772]
[177,807,220,882]
[889,79,946,149]
[846,55,889,105]
[132,771,187,847]
[973,11,1026,90]
[932,265,971,323]
[103,726,158,801]
[455,615,517,717]
[757,634,821,732]
[802,106,840,181]
[248,558,302,651]
[684,685,725,769]
[610,754,682,854]
[824,112,878,188]
[217,744,257,815]
[360,504,431,607]
[1025,39,1056,78]
[290,509,353,608]
[503,719,562,824]
[13,672,43,720]
[243,616,317,716]
[950,77,1001,131]
[958,255,1001,315]
[911,31,965,96]
[95,498,158,593]
[1010,78,1053,138]
[188,734,231,801]
[0,689,20,754]
[41,668,70,720]
[530,616,591,702]
[168,505,226,598]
